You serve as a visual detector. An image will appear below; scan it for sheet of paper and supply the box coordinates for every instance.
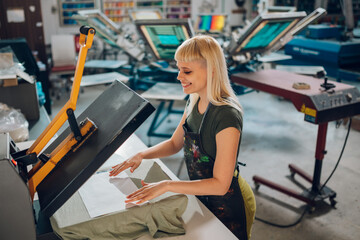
[6,8,25,23]
[78,171,139,218]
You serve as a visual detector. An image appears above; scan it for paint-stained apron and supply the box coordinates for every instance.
[183,104,255,240]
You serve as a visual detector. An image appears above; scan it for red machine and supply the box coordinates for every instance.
[231,69,360,207]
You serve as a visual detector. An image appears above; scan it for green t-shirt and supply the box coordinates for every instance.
[50,162,188,240]
[186,100,243,160]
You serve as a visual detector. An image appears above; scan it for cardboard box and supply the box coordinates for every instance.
[1,78,18,87]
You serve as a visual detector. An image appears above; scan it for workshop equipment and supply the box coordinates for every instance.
[282,1,360,82]
[305,24,343,39]
[0,26,155,240]
[231,69,360,207]
[284,36,360,81]
[13,26,98,201]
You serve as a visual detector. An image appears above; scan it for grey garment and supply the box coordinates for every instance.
[50,162,188,240]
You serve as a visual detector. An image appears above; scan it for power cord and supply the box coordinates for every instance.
[319,118,352,193]
[255,118,352,228]
[255,204,308,228]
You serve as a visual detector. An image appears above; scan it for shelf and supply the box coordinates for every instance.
[107,14,128,17]
[58,0,96,26]
[103,2,134,8]
[104,0,133,2]
[166,10,191,14]
[62,8,94,12]
[103,6,134,8]
[167,4,191,7]
[135,6,163,9]
[102,0,191,23]
[137,0,162,2]
[61,0,94,3]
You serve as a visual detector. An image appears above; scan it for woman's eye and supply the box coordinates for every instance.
[184,71,191,74]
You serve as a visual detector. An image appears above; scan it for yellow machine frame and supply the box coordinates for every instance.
[26,27,97,200]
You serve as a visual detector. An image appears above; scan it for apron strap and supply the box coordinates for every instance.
[198,102,212,135]
[234,161,247,177]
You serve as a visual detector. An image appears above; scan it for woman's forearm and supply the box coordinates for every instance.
[125,177,231,205]
[166,178,230,196]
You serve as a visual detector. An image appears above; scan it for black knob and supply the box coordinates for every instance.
[321,77,335,90]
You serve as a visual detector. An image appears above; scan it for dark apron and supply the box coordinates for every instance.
[183,104,248,240]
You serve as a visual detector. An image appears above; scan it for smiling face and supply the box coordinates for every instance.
[177,60,208,97]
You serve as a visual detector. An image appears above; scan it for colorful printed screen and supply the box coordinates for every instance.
[197,15,226,32]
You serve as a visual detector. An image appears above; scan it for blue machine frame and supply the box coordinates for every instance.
[284,36,360,81]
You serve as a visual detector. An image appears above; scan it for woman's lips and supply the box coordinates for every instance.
[181,82,191,88]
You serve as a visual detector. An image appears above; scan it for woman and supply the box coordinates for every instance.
[110,35,256,239]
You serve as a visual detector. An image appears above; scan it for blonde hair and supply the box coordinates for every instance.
[174,35,242,115]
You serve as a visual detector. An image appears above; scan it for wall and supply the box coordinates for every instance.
[40,0,101,45]
[41,0,255,45]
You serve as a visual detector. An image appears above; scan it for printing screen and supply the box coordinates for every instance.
[229,11,306,55]
[196,15,226,32]
[242,21,292,50]
[75,10,121,42]
[137,20,193,60]
[89,17,119,41]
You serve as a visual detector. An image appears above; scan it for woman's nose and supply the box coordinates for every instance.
[177,72,182,81]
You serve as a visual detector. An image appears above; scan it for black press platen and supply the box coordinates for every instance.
[36,81,155,217]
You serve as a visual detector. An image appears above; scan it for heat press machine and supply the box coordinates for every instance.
[0,26,155,239]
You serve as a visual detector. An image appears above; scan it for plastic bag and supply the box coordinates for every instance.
[0,46,35,84]
[0,103,29,142]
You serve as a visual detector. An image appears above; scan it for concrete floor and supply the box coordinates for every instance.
[50,80,360,240]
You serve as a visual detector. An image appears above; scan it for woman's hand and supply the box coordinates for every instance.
[125,180,170,205]
[109,153,143,176]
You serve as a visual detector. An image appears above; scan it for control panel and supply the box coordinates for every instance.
[311,88,360,111]
[307,87,360,123]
